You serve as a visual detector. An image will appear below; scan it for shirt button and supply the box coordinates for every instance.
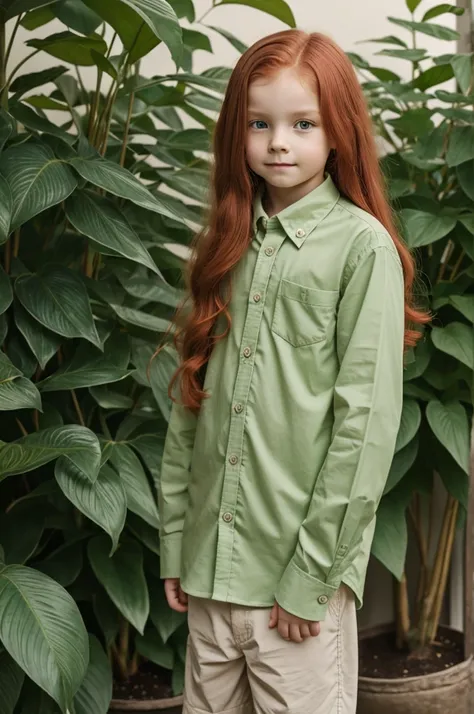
[243,346,252,358]
[229,454,239,465]
[222,512,233,523]
[234,403,243,414]
[264,246,274,256]
[295,228,306,238]
[253,293,261,303]
[318,594,329,605]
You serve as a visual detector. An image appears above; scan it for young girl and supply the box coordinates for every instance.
[158,29,427,714]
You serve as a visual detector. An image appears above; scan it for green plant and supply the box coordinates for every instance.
[351,0,474,655]
[0,1,296,712]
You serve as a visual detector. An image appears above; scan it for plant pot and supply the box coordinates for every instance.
[108,694,183,713]
[357,624,473,714]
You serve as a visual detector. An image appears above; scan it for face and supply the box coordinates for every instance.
[246,67,332,206]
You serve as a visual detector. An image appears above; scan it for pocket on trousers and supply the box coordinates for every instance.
[271,278,339,347]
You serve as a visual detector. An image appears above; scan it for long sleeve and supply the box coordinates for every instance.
[158,400,197,578]
[275,242,405,621]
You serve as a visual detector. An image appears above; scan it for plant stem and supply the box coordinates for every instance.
[99,409,112,440]
[119,618,130,679]
[428,497,458,643]
[15,417,28,436]
[3,236,11,273]
[4,14,23,69]
[12,227,20,258]
[395,572,411,649]
[418,494,452,646]
[120,90,134,167]
[0,18,7,109]
[449,250,465,282]
[71,389,85,426]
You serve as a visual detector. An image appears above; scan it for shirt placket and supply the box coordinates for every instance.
[212,220,286,600]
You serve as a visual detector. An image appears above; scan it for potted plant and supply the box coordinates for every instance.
[347,2,474,713]
[0,1,296,712]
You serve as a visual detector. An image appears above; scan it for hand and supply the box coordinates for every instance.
[269,602,320,643]
[164,578,188,613]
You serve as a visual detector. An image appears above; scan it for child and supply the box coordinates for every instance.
[158,29,428,714]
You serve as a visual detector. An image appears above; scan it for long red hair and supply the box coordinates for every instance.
[160,29,429,413]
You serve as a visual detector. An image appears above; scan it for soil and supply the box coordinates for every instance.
[112,662,174,701]
[359,628,465,679]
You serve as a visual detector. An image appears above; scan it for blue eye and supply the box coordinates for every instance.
[249,120,268,129]
[296,120,314,130]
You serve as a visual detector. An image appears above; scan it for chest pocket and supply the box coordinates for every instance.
[271,278,339,347]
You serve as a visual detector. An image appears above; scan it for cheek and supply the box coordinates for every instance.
[245,134,262,164]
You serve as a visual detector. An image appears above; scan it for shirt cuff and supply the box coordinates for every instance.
[275,559,338,621]
[159,533,183,579]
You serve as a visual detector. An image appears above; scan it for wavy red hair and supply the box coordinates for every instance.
[159,29,429,413]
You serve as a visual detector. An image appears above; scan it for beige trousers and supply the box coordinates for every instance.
[183,584,358,714]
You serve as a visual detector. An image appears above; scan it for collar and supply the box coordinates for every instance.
[252,174,340,248]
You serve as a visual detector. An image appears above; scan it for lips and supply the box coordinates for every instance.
[266,163,295,167]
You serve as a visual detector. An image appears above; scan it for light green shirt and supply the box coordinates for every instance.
[158,174,405,621]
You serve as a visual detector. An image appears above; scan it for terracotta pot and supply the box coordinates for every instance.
[108,694,183,713]
[357,624,473,714]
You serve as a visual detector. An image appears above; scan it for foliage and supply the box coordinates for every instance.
[0,0,296,712]
[355,0,474,653]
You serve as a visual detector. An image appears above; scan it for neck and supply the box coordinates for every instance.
[263,171,326,217]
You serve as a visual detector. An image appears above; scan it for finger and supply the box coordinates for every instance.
[268,604,278,628]
[165,582,188,613]
[278,621,290,641]
[309,622,321,637]
[299,624,312,639]
[289,624,304,643]
[178,587,188,605]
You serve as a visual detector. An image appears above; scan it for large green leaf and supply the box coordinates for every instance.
[426,400,470,474]
[110,303,170,333]
[92,590,120,647]
[0,425,101,482]
[384,437,419,494]
[65,190,160,275]
[55,0,102,35]
[400,209,456,247]
[3,0,58,19]
[422,4,465,21]
[10,66,68,97]
[26,31,107,66]
[0,499,46,565]
[108,442,160,528]
[69,156,181,221]
[412,63,454,90]
[0,650,24,714]
[20,4,56,29]
[205,24,248,54]
[431,322,473,369]
[126,512,160,556]
[217,0,295,26]
[388,16,460,41]
[15,267,101,348]
[55,461,126,553]
[38,340,132,392]
[14,302,62,370]
[135,629,174,669]
[0,141,76,231]
[84,0,182,67]
[37,540,84,587]
[0,564,88,712]
[0,110,16,155]
[457,160,474,201]
[88,535,149,634]
[0,351,42,412]
[0,175,12,244]
[371,492,408,580]
[447,126,474,167]
[395,398,421,452]
[450,53,474,94]
[405,0,422,11]
[8,102,73,143]
[73,635,112,714]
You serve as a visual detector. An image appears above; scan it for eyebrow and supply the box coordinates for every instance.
[248,108,320,117]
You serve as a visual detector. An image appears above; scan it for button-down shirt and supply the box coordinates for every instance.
[158,174,405,621]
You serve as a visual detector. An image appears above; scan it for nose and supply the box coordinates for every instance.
[268,127,290,153]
